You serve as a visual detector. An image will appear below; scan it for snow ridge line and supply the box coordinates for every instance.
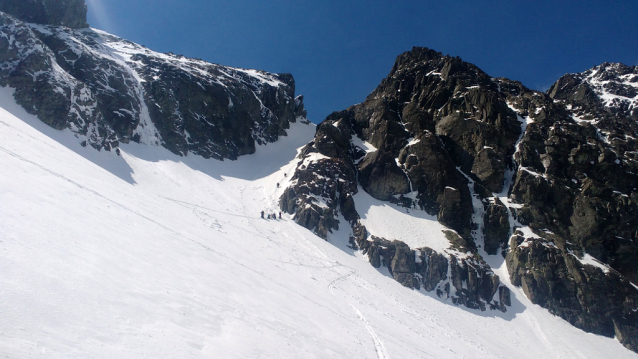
[352,305,390,359]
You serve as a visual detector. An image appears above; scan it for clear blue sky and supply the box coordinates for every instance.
[86,0,638,123]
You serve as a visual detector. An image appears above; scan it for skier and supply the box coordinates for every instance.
[277,182,280,188]
[279,211,282,219]
[261,210,264,219]
[272,213,277,220]
[267,214,271,219]
[284,173,287,178]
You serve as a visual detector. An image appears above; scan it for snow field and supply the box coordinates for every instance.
[1,88,636,358]
[354,189,453,254]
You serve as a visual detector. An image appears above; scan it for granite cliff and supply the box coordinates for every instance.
[0,5,306,160]
[281,47,638,352]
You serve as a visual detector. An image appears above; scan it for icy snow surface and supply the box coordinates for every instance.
[1,87,636,358]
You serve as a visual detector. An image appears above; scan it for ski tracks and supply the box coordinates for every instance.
[352,305,390,359]
[328,267,357,293]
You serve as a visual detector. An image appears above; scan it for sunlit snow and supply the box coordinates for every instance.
[1,87,636,358]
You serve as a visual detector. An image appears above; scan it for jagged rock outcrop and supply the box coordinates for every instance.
[358,149,410,201]
[279,154,356,238]
[281,48,527,243]
[416,248,448,292]
[350,47,526,237]
[0,0,88,28]
[279,116,358,238]
[483,197,510,255]
[299,47,525,241]
[528,63,638,284]
[548,62,638,122]
[281,46,638,351]
[500,62,638,352]
[507,235,638,351]
[0,9,305,159]
[351,233,509,312]
[280,48,514,312]
[397,132,472,236]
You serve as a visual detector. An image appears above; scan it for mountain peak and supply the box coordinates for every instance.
[281,46,638,353]
[396,47,444,64]
[549,61,638,122]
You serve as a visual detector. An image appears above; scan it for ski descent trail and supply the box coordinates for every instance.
[352,305,390,359]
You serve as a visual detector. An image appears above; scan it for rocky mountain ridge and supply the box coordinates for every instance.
[0,0,88,29]
[281,47,638,352]
[0,9,305,160]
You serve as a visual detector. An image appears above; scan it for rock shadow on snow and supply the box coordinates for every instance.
[0,86,137,184]
[119,121,315,183]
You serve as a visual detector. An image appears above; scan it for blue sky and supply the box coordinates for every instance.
[86,0,638,123]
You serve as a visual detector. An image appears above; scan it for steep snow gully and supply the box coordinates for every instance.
[1,87,637,358]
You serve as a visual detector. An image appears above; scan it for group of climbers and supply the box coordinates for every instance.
[261,210,282,220]
[260,173,288,220]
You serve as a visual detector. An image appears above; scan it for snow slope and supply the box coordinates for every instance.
[1,87,636,358]
[354,189,452,254]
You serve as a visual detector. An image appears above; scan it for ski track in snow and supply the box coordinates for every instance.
[352,305,390,359]
[1,90,637,358]
[328,267,358,293]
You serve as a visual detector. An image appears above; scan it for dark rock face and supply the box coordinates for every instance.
[503,65,638,275]
[528,63,638,285]
[548,62,638,122]
[351,234,509,312]
[280,156,356,238]
[358,150,410,201]
[447,254,500,311]
[498,286,511,313]
[0,13,304,158]
[483,198,510,255]
[417,248,448,292]
[506,236,638,351]
[357,47,524,238]
[279,56,512,311]
[0,0,88,28]
[501,61,638,352]
[279,115,358,238]
[436,187,469,238]
[281,46,638,352]
[281,47,526,247]
[303,47,523,241]
[472,147,505,192]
